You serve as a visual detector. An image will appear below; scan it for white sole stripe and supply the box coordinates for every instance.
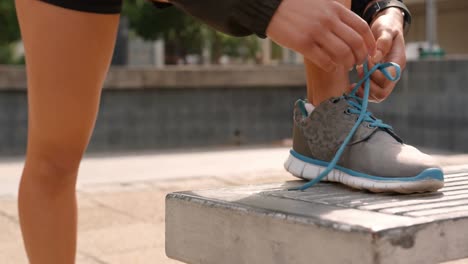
[284,154,444,194]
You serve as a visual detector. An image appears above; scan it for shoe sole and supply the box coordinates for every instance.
[284,150,444,194]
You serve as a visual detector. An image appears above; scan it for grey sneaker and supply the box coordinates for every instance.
[285,63,444,193]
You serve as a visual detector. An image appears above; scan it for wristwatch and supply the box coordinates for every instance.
[362,0,412,34]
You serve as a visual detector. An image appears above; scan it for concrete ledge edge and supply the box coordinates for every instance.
[0,65,307,90]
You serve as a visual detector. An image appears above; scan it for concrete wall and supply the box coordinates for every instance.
[370,59,468,152]
[0,61,467,156]
[0,66,306,156]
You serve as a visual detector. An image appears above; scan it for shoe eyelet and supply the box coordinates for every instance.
[344,109,351,115]
[330,98,340,104]
[366,123,374,128]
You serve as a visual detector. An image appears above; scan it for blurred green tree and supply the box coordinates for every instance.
[122,0,260,64]
[123,0,203,64]
[0,0,263,64]
[0,0,22,64]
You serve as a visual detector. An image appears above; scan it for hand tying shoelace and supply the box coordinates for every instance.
[290,61,401,191]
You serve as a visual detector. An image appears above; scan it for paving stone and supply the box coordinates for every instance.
[79,223,164,257]
[0,214,20,245]
[151,177,233,193]
[0,211,27,264]
[0,198,18,221]
[76,252,107,264]
[77,194,100,208]
[101,248,181,264]
[78,204,138,232]
[0,242,28,264]
[78,182,152,194]
[86,189,166,223]
[76,192,137,232]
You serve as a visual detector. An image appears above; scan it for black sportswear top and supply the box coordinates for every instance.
[41,0,400,38]
[40,0,123,14]
[164,0,389,38]
[166,0,282,37]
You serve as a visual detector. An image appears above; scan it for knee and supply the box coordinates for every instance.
[23,148,84,194]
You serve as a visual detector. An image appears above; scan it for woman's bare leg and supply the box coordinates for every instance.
[306,0,353,106]
[15,0,119,263]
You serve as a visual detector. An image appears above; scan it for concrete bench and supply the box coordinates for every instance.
[166,167,468,264]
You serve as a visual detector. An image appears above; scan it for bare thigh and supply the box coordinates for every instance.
[16,0,120,176]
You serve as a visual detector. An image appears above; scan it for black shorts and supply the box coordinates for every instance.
[39,0,172,14]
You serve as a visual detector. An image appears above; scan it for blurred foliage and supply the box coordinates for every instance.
[122,0,260,64]
[0,0,265,64]
[0,0,21,64]
[0,0,20,44]
[123,1,203,53]
[0,45,14,64]
[216,32,260,60]
[271,42,283,60]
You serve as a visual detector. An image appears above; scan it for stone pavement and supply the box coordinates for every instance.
[1,146,468,263]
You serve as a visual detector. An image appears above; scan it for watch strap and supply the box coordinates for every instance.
[363,0,412,33]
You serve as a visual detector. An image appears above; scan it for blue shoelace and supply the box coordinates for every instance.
[290,61,401,191]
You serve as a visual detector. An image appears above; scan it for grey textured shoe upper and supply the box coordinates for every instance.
[293,97,441,178]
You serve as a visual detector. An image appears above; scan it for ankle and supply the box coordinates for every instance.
[305,65,350,106]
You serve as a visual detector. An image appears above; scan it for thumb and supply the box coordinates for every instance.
[373,30,393,63]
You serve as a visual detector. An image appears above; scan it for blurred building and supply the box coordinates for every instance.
[406,0,468,55]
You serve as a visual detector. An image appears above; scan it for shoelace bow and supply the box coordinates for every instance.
[290,61,401,191]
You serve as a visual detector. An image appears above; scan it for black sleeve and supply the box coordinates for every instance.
[39,0,122,14]
[351,0,372,17]
[162,0,282,38]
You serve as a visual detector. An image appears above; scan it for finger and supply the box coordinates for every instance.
[357,79,381,102]
[356,63,364,77]
[385,33,407,70]
[273,16,339,73]
[317,32,355,69]
[303,43,337,73]
[369,79,384,102]
[373,30,394,63]
[356,87,364,98]
[348,83,362,95]
[371,72,391,90]
[357,59,390,89]
[369,64,391,88]
[355,64,365,95]
[369,78,396,102]
[332,22,369,65]
[355,66,387,101]
[332,2,376,56]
